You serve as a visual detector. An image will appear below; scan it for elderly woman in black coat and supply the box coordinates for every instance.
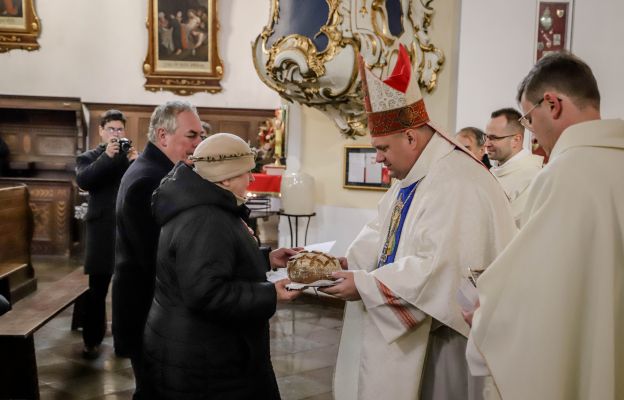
[143,133,301,399]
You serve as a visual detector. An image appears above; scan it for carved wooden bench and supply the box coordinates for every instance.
[0,184,36,305]
[0,267,88,399]
[0,262,30,308]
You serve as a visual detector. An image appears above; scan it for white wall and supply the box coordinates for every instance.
[277,204,378,257]
[0,0,281,109]
[456,0,624,132]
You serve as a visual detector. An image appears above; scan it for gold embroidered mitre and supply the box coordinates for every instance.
[358,44,430,137]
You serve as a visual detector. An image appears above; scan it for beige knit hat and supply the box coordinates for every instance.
[190,133,255,182]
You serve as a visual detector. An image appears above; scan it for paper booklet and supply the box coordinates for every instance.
[456,276,480,313]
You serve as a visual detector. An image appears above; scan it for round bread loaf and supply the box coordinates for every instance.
[287,251,341,284]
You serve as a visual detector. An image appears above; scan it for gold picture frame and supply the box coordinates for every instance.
[343,145,392,191]
[143,0,223,95]
[0,0,40,53]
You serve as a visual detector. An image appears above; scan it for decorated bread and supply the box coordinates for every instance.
[287,251,341,284]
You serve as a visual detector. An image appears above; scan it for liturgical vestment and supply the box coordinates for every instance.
[334,133,517,400]
[471,119,624,400]
[490,149,543,227]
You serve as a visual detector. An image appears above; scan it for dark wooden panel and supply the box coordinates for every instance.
[84,103,275,152]
[0,95,86,257]
[0,185,36,303]
[0,96,87,174]
[220,121,252,142]
[0,179,73,256]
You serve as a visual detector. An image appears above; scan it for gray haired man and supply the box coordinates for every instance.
[113,100,202,399]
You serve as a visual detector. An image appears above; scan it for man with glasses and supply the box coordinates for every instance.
[485,108,543,226]
[75,109,137,359]
[468,52,624,399]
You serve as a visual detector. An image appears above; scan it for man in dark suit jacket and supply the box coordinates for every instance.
[113,100,203,399]
[75,110,137,359]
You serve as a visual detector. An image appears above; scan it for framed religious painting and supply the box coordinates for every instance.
[143,0,223,95]
[535,0,574,61]
[0,0,40,53]
[343,145,392,191]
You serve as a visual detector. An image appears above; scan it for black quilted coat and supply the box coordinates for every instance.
[143,162,280,400]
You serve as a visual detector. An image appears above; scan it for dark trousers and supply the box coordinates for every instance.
[131,353,152,399]
[82,273,112,347]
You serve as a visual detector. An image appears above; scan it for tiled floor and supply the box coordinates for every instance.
[30,256,343,400]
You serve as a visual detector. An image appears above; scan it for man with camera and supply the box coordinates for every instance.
[75,109,137,359]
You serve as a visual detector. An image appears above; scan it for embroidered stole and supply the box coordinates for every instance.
[378,180,420,269]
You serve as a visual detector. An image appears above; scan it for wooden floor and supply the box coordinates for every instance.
[31,255,342,399]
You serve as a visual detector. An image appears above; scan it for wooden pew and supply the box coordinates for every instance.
[0,184,36,305]
[0,267,88,400]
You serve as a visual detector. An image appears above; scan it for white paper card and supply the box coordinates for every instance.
[286,278,343,290]
[456,277,479,312]
[266,268,288,283]
[303,241,336,253]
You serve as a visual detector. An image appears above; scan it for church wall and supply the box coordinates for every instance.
[0,0,281,109]
[455,0,624,131]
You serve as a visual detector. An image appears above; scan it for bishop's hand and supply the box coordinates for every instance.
[319,270,361,301]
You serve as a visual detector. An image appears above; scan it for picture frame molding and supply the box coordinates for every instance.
[534,0,574,61]
[0,0,40,53]
[343,145,391,191]
[143,0,224,95]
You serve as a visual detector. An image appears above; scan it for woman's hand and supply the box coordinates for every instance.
[269,247,303,269]
[275,279,302,302]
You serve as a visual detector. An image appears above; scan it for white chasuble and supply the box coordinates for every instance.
[490,149,543,227]
[334,133,517,400]
[471,119,624,400]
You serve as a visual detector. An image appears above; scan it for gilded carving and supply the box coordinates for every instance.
[0,0,40,53]
[0,35,20,42]
[253,0,444,138]
[143,0,223,95]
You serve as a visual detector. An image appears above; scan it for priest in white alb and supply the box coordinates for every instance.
[468,52,624,400]
[484,108,543,227]
[321,45,517,400]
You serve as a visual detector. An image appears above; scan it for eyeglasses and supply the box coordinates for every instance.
[518,98,545,130]
[105,127,125,134]
[485,133,518,142]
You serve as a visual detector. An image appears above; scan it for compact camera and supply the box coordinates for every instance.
[115,138,133,153]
